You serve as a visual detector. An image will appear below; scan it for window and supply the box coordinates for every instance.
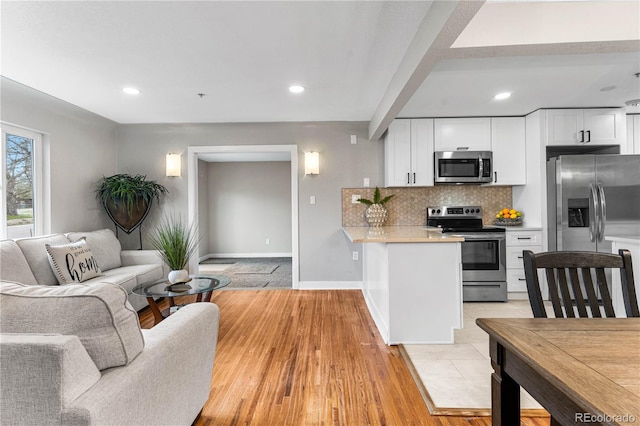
[1,124,45,239]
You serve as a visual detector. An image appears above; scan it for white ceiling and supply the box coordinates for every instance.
[2,1,640,133]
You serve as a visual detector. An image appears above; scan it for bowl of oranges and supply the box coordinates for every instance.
[494,208,523,226]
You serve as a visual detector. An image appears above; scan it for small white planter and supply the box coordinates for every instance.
[168,269,189,284]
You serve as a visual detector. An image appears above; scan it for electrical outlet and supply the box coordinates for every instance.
[350,134,357,144]
[363,178,370,187]
[266,238,270,245]
[352,251,359,261]
[351,194,361,204]
[310,195,316,205]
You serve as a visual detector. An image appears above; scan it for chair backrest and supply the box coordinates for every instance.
[523,249,639,318]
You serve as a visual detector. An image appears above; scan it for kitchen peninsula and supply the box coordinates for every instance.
[343,226,464,345]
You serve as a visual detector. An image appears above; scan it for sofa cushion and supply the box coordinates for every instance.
[0,240,38,285]
[15,234,71,285]
[0,281,144,370]
[67,228,122,271]
[84,271,138,294]
[45,238,103,284]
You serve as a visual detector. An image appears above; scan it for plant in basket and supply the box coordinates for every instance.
[494,208,523,226]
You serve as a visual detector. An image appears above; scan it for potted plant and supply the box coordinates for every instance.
[96,174,168,234]
[357,187,394,227]
[148,214,200,284]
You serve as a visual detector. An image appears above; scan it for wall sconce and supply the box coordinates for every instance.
[304,151,319,175]
[166,153,181,177]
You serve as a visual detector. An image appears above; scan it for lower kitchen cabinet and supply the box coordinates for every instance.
[505,229,543,299]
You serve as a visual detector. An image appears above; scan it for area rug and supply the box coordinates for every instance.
[199,257,292,289]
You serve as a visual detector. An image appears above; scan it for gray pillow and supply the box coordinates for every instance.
[0,240,38,285]
[0,281,144,370]
[15,234,71,285]
[67,229,122,271]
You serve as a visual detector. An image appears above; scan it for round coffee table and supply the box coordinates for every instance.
[133,275,230,325]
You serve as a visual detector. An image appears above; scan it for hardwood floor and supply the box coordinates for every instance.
[138,290,549,426]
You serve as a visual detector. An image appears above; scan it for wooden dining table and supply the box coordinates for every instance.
[476,318,640,426]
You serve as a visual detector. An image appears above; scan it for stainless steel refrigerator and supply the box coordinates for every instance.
[547,154,640,254]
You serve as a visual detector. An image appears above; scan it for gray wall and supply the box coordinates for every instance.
[115,122,383,282]
[197,159,210,255]
[205,161,291,256]
[0,78,118,233]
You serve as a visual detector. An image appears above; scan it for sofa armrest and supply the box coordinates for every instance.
[0,334,101,426]
[67,302,220,426]
[120,249,171,277]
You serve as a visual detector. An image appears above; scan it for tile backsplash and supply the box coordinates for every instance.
[342,186,513,227]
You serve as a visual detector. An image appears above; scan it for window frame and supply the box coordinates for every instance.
[1,123,46,239]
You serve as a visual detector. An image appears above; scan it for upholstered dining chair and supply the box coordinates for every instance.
[523,249,639,318]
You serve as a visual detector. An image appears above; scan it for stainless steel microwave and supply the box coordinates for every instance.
[434,151,493,184]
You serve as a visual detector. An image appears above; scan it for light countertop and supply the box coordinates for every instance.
[342,226,464,243]
[605,235,640,244]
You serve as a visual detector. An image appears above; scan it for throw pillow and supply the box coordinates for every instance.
[45,238,103,284]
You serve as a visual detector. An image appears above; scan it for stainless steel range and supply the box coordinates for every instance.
[427,205,507,302]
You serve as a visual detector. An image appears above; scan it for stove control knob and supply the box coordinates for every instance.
[437,209,441,214]
[465,209,469,213]
[430,209,435,215]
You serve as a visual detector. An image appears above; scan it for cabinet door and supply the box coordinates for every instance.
[490,117,526,185]
[384,120,412,187]
[410,119,434,186]
[583,109,624,145]
[545,109,583,145]
[434,118,491,151]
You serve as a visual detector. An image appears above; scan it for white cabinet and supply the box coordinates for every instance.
[489,117,526,185]
[434,118,491,151]
[545,108,625,146]
[505,229,543,296]
[384,119,434,187]
[626,114,640,154]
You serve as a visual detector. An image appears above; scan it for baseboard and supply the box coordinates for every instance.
[297,281,362,290]
[200,253,293,262]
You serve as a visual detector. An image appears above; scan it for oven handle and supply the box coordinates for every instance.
[453,233,506,240]
[478,155,484,179]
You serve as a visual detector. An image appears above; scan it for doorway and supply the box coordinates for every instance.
[187,145,299,288]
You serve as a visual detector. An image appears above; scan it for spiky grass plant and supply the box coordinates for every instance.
[96,174,168,217]
[149,215,200,270]
[357,187,394,206]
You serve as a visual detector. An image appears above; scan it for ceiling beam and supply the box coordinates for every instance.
[367,0,484,141]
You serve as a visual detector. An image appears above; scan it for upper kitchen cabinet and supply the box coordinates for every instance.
[489,117,526,185]
[434,118,491,151]
[545,108,625,146]
[627,114,640,154]
[384,119,434,187]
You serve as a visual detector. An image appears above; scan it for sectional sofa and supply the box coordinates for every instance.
[0,229,220,425]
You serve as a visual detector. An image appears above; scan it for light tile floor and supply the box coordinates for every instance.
[403,300,545,410]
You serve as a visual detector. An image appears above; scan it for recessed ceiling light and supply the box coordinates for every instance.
[122,87,140,95]
[494,92,511,100]
[289,85,305,94]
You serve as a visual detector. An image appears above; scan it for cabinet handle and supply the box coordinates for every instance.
[517,237,532,240]
[494,171,497,183]
[586,130,591,143]
[517,256,523,259]
[579,130,585,143]
[518,278,527,281]
[413,172,416,184]
[456,147,469,150]
[407,173,410,185]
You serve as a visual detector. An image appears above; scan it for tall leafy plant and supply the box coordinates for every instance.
[357,187,394,206]
[148,215,200,271]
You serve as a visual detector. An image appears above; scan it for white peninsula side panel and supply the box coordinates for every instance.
[363,241,463,344]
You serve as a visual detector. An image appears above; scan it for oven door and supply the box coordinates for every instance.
[455,233,506,282]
